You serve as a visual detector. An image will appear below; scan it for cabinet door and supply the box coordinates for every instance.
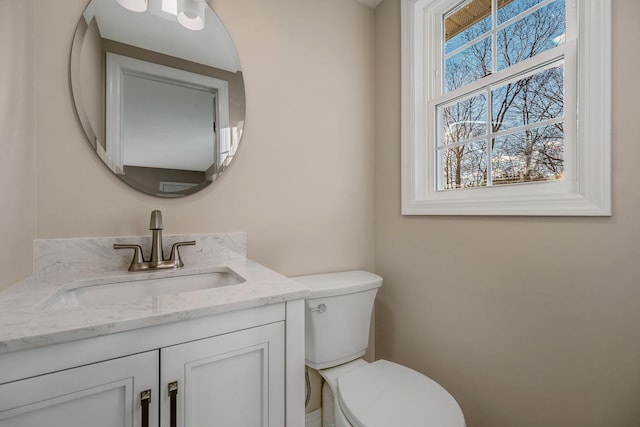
[0,351,158,427]
[161,322,285,427]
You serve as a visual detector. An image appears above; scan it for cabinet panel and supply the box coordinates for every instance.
[161,322,285,427]
[0,351,158,427]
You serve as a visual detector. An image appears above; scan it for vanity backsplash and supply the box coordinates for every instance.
[33,232,247,276]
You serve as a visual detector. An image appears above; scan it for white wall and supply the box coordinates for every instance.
[0,0,375,292]
[374,0,640,426]
[0,0,37,289]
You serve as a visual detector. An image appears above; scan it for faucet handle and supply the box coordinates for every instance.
[168,241,196,268]
[114,244,145,271]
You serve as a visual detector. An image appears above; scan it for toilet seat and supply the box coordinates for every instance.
[336,360,465,427]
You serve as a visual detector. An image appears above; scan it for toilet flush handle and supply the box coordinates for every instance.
[308,303,327,313]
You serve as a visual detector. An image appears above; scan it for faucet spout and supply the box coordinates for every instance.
[150,210,163,230]
[149,210,164,263]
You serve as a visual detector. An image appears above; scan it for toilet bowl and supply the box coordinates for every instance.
[294,271,465,427]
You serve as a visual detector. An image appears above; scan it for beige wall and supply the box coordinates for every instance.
[0,0,37,289]
[374,1,640,426]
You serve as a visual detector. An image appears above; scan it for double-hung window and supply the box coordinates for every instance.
[401,0,611,215]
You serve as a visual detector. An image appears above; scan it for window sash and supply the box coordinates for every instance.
[434,58,567,190]
[442,0,562,68]
[429,0,575,193]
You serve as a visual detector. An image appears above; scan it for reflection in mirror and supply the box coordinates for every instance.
[71,0,245,197]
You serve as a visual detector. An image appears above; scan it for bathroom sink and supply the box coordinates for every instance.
[45,268,245,309]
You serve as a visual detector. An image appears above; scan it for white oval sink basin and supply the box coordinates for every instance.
[45,268,245,309]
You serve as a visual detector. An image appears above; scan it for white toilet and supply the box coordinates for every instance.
[294,270,465,427]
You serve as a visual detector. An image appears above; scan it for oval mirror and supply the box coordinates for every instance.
[70,0,245,197]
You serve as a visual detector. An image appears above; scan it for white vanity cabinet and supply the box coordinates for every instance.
[0,302,304,427]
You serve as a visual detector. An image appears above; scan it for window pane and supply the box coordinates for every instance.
[497,0,545,25]
[440,93,487,146]
[496,0,565,71]
[492,124,564,185]
[444,0,491,54]
[491,63,563,132]
[445,38,492,92]
[439,141,488,189]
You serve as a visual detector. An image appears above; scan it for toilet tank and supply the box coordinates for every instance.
[293,270,383,370]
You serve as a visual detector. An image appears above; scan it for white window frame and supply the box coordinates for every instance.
[401,0,611,216]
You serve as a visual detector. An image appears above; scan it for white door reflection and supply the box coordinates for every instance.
[122,74,216,171]
[105,53,230,192]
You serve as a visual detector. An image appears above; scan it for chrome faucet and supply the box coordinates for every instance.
[114,210,195,272]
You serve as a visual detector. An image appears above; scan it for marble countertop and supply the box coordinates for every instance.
[0,233,310,354]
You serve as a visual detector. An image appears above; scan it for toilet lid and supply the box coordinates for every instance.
[337,360,465,427]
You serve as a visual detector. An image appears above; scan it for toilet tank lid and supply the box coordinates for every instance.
[292,270,382,298]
